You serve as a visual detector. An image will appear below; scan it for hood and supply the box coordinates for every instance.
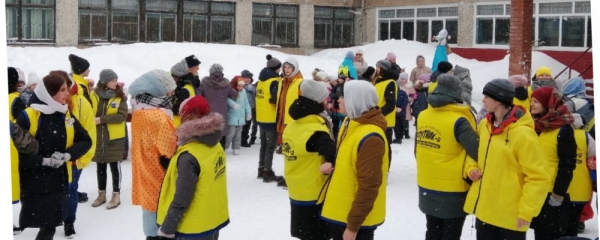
[259,67,280,81]
[176,112,225,147]
[289,96,325,120]
[453,65,470,81]
[485,105,533,135]
[201,74,230,89]
[428,92,461,108]
[283,57,300,77]
[353,108,387,133]
[562,77,586,98]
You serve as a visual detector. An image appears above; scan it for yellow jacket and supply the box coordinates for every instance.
[464,107,550,232]
[70,94,97,169]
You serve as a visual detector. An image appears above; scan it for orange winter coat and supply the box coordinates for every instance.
[130,108,177,212]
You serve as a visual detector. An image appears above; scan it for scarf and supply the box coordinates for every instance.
[135,93,173,110]
[97,89,116,99]
[533,89,574,133]
[30,81,68,114]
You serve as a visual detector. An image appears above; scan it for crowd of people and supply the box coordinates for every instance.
[6,28,599,240]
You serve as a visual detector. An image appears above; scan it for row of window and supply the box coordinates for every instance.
[377,1,592,48]
[5,0,354,48]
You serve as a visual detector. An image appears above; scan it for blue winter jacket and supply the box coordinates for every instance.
[338,58,358,80]
[227,89,252,126]
[396,88,409,117]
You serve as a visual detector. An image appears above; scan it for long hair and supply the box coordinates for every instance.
[48,70,75,112]
[96,81,126,100]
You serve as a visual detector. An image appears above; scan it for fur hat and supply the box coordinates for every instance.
[185,55,201,68]
[68,54,90,75]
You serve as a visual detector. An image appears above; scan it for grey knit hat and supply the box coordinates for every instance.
[376,59,392,71]
[209,63,224,74]
[483,79,515,107]
[266,54,282,71]
[432,74,462,103]
[98,69,118,85]
[300,79,329,104]
[171,60,190,77]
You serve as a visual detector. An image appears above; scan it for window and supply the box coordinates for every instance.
[111,0,139,42]
[79,0,108,42]
[252,3,298,46]
[378,6,458,44]
[6,0,56,42]
[146,0,177,42]
[475,1,592,48]
[314,7,354,48]
[182,1,234,43]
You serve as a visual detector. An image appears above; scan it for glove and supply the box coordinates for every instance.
[548,194,563,207]
[42,157,66,168]
[246,115,252,121]
[157,227,175,238]
[51,152,72,161]
[233,104,241,110]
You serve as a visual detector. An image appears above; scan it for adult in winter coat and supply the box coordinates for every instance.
[198,64,238,148]
[431,29,449,72]
[529,86,577,240]
[321,80,389,240]
[156,96,229,240]
[50,70,97,237]
[475,75,536,124]
[415,74,479,240]
[20,72,41,106]
[373,59,398,168]
[241,70,258,147]
[562,77,595,138]
[353,49,369,78]
[170,59,198,127]
[283,79,335,240]
[225,77,252,155]
[452,65,474,109]
[256,54,284,182]
[393,76,409,144]
[90,69,128,210]
[8,67,27,123]
[128,69,178,240]
[16,74,92,240]
[532,66,558,89]
[338,51,358,80]
[68,54,93,104]
[463,79,550,240]
[10,121,39,235]
[409,55,432,85]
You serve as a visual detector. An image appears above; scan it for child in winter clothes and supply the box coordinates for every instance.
[241,70,258,147]
[156,96,229,240]
[20,72,41,106]
[393,75,409,144]
[226,77,252,155]
[338,51,358,80]
[400,74,416,138]
[412,73,431,123]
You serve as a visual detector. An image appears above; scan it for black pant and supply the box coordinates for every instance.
[97,162,121,192]
[425,215,465,240]
[393,115,405,141]
[385,128,393,170]
[531,193,571,240]
[259,128,278,170]
[35,227,56,240]
[476,219,525,240]
[290,203,330,240]
[565,203,585,236]
[123,124,129,160]
[331,114,343,140]
[329,224,374,240]
[404,120,410,137]
[242,108,258,144]
[219,136,226,149]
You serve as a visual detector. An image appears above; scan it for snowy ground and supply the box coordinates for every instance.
[12,123,599,239]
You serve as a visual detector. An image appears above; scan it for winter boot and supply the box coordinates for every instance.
[257,168,264,179]
[13,224,21,235]
[262,169,283,183]
[241,142,251,148]
[277,178,287,189]
[64,223,76,239]
[232,149,240,155]
[35,227,55,240]
[249,137,256,145]
[92,190,106,207]
[107,192,121,210]
[78,192,88,203]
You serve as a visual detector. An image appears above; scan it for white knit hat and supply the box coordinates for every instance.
[16,68,25,82]
[27,72,41,87]
[300,79,329,104]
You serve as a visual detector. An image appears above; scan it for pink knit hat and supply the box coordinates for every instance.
[386,52,396,61]
[419,73,431,82]
[508,75,528,88]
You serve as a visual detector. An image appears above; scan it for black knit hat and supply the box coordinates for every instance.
[185,55,201,68]
[437,61,453,73]
[8,67,19,87]
[362,66,375,79]
[68,54,90,75]
[483,79,516,107]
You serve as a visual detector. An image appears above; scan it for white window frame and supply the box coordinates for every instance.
[472,0,591,51]
[375,3,459,47]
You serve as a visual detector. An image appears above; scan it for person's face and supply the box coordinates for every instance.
[29,83,37,90]
[389,59,396,64]
[530,98,545,115]
[106,79,118,90]
[355,53,363,61]
[283,64,293,76]
[330,81,338,87]
[537,74,552,81]
[18,81,25,87]
[338,96,346,115]
[236,84,244,91]
[189,66,200,74]
[244,77,251,85]
[401,79,407,85]
[52,82,69,105]
[82,69,90,77]
[275,68,281,74]
[482,95,502,113]
[417,58,425,67]
[375,66,381,76]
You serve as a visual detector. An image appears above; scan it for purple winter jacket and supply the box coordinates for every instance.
[198,73,238,137]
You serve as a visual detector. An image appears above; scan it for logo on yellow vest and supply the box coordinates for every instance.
[256,89,265,99]
[282,142,297,161]
[214,155,226,181]
[416,126,441,149]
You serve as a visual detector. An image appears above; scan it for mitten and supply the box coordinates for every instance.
[52,152,72,161]
[157,227,175,238]
[548,194,563,207]
[246,115,252,121]
[42,157,65,168]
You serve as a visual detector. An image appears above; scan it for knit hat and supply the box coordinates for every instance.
[362,66,375,79]
[508,75,528,88]
[241,70,253,79]
[152,69,177,93]
[531,86,555,110]
[432,74,463,103]
[386,52,396,61]
[16,68,25,82]
[28,72,41,87]
[315,71,329,82]
[97,69,118,85]
[266,54,282,71]
[300,79,329,104]
[171,60,190,77]
[419,73,431,82]
[68,54,90,75]
[356,49,364,55]
[399,72,409,80]
[209,64,224,75]
[376,59,392,72]
[437,61,453,73]
[8,67,19,87]
[482,79,516,107]
[536,66,553,78]
[185,55,201,68]
[179,95,210,121]
[345,51,354,60]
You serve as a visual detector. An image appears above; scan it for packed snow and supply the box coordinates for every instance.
[8,40,596,239]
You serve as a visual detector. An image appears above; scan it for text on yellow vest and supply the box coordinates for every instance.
[256,77,279,124]
[374,79,397,127]
[277,78,303,125]
[91,93,126,140]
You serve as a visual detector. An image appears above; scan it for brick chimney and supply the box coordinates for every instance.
[508,0,534,80]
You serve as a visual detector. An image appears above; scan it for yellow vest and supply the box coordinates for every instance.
[539,127,569,193]
[277,78,303,125]
[10,123,19,203]
[256,77,279,124]
[416,104,475,192]
[282,115,331,204]
[157,141,230,236]
[428,81,438,95]
[72,74,91,104]
[374,79,397,127]
[9,92,20,123]
[173,84,197,127]
[321,118,389,228]
[567,129,592,203]
[23,108,75,183]
[91,93,126,140]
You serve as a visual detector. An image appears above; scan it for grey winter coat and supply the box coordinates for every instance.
[92,90,129,163]
[198,73,238,137]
